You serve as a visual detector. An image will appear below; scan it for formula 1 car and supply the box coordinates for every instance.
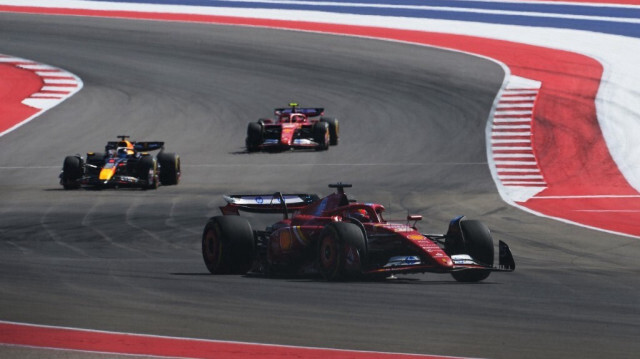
[202,183,515,282]
[245,103,339,152]
[60,135,180,190]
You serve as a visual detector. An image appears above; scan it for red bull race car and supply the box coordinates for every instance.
[202,183,515,282]
[60,135,180,189]
[245,103,339,152]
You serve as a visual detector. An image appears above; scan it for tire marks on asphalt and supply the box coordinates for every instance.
[40,206,91,258]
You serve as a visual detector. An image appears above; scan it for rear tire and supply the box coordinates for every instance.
[62,156,82,190]
[158,152,180,185]
[321,117,339,146]
[449,220,494,282]
[246,122,263,152]
[318,222,366,281]
[202,216,255,274]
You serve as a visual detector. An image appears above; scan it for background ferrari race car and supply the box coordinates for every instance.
[245,102,339,152]
[60,135,181,190]
[202,183,515,282]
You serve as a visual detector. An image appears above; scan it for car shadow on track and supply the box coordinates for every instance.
[43,187,155,192]
[170,272,213,276]
[170,272,497,285]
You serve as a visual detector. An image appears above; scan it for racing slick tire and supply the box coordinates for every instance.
[449,220,493,283]
[137,156,158,190]
[312,121,330,151]
[202,216,255,274]
[320,117,339,146]
[158,152,180,186]
[246,122,263,152]
[318,222,367,281]
[61,156,83,190]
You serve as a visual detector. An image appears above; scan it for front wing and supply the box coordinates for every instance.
[77,174,151,188]
[363,240,515,276]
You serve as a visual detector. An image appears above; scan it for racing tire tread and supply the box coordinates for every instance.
[246,122,263,152]
[62,156,83,190]
[138,156,158,190]
[312,121,330,151]
[318,222,367,281]
[158,152,180,186]
[202,216,255,275]
[451,220,494,283]
[320,117,339,146]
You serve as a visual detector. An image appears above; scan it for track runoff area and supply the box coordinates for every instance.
[1,0,640,358]
[0,54,82,137]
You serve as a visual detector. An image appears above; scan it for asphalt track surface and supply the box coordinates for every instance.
[0,13,639,359]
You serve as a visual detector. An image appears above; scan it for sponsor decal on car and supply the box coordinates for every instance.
[377,223,413,232]
[384,256,421,267]
[450,254,476,265]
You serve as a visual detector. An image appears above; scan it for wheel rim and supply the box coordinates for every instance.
[320,235,338,273]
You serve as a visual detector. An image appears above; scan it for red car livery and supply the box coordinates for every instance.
[202,183,515,282]
[245,103,339,151]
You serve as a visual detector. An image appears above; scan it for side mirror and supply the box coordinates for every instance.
[407,215,422,229]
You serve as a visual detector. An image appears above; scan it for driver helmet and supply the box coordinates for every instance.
[116,147,129,158]
[350,209,370,222]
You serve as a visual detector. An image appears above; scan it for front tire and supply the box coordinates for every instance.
[313,121,329,151]
[137,156,158,190]
[62,156,83,190]
[202,216,255,274]
[320,117,339,146]
[318,222,366,281]
[449,220,494,282]
[246,122,263,152]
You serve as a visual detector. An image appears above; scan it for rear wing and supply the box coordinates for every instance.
[105,141,165,152]
[274,107,324,117]
[134,142,165,151]
[220,193,319,215]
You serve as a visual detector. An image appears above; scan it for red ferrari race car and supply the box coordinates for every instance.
[60,135,180,190]
[202,183,515,282]
[245,103,339,152]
